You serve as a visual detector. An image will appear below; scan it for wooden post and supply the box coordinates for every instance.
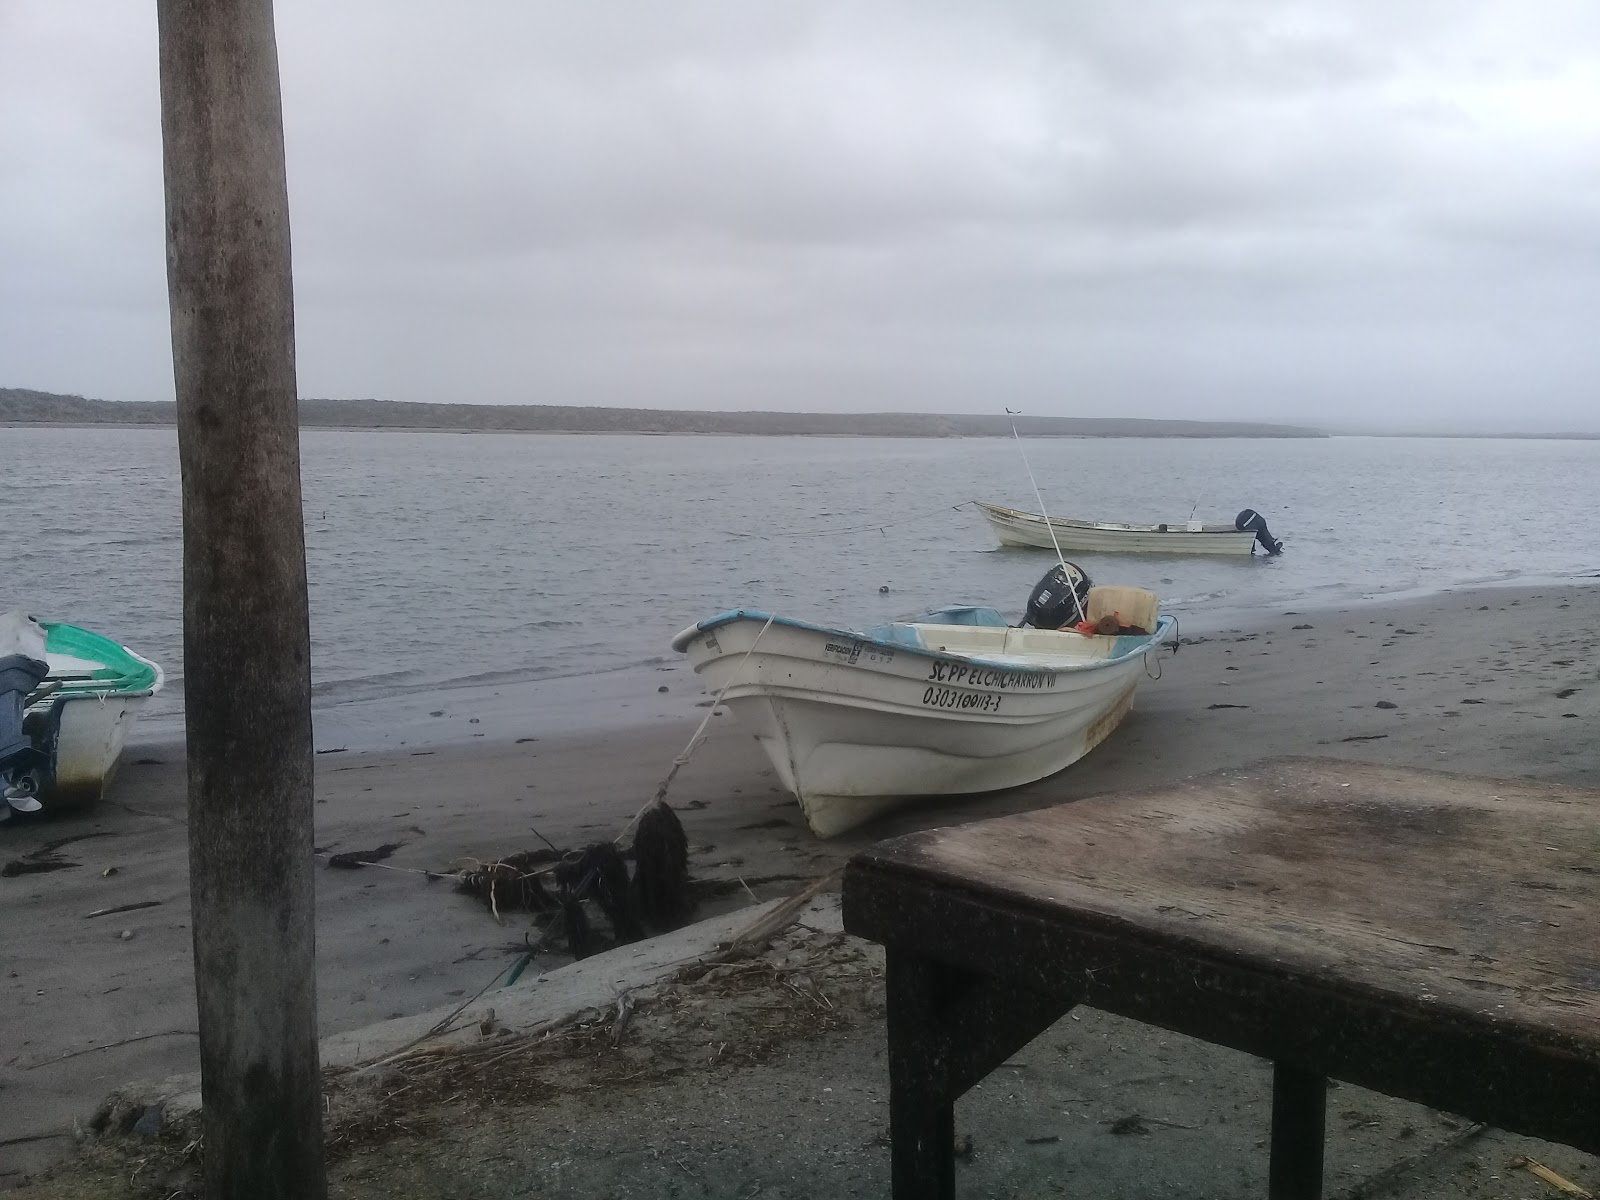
[156,1,326,1195]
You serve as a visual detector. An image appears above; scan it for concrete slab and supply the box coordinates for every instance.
[145,893,842,1118]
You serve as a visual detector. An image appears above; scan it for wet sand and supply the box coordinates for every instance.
[3,581,1596,1184]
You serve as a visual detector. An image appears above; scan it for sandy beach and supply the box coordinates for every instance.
[3,581,1597,1189]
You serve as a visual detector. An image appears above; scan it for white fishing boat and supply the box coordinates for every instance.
[976,501,1281,556]
[672,582,1174,838]
[1,612,164,817]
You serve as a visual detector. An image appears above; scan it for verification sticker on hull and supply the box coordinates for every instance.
[824,640,864,665]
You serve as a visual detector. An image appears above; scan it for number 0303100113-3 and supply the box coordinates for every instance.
[921,685,1003,713]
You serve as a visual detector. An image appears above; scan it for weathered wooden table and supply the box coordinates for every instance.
[842,758,1600,1199]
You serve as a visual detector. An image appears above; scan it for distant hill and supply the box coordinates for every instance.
[2,388,1327,439]
[2,389,174,424]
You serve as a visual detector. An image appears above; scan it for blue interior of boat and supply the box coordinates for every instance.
[921,605,1011,627]
[864,606,1010,648]
[865,624,925,647]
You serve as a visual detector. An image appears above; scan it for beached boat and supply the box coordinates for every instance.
[975,501,1279,555]
[671,590,1174,838]
[1,612,164,817]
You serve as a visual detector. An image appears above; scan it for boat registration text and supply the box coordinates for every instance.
[922,685,1003,713]
[926,661,1057,690]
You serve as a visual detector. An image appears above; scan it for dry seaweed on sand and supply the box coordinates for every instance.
[556,842,642,943]
[454,848,562,915]
[2,855,77,877]
[325,842,404,869]
[632,800,692,927]
[561,895,594,959]
[330,925,873,1152]
[72,886,865,1182]
[454,802,694,958]
[2,831,119,877]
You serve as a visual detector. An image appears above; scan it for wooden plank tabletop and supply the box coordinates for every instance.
[849,758,1600,1047]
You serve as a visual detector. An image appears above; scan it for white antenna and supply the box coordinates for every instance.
[1006,409,1087,625]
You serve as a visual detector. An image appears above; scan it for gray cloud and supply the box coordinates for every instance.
[4,1,1599,429]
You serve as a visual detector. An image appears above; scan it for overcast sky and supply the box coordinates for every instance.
[3,3,1598,430]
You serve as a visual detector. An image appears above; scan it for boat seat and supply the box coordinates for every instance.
[864,623,927,649]
[1085,586,1159,635]
[918,606,1009,628]
[866,607,1007,648]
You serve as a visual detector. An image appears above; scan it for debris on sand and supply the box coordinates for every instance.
[85,900,162,919]
[556,842,642,944]
[2,830,120,878]
[632,800,691,926]
[1508,1155,1594,1199]
[561,893,594,959]
[72,884,855,1183]
[1106,1112,1198,1135]
[326,842,404,869]
[455,848,562,915]
[2,855,77,877]
[340,910,867,1139]
[455,802,694,959]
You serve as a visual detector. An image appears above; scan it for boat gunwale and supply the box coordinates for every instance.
[31,622,165,705]
[671,609,1174,672]
[975,500,1248,537]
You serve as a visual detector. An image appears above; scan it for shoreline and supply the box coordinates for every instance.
[5,581,1597,1184]
[12,420,1600,440]
[3,422,1316,439]
[0,394,1326,439]
[12,420,1600,441]
[1178,570,1600,640]
[128,573,1600,756]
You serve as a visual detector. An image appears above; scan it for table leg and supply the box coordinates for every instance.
[1269,1062,1327,1200]
[886,948,956,1200]
[881,945,1077,1199]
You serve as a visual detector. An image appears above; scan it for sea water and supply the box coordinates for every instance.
[3,426,1596,735]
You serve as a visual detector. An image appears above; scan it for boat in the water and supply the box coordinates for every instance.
[672,571,1174,837]
[1,612,164,818]
[975,501,1283,556]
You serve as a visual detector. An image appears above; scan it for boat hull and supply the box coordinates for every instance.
[977,502,1258,555]
[674,613,1167,837]
[25,625,163,812]
[34,693,153,809]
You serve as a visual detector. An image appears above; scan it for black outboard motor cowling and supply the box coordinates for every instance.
[0,655,47,767]
[2,613,51,816]
[1235,509,1283,556]
[1024,561,1093,629]
[1,652,49,814]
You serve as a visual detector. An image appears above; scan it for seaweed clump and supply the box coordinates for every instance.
[455,801,693,959]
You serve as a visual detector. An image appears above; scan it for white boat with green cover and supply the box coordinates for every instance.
[1,612,164,816]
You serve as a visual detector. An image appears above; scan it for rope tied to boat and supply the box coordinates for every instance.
[1143,615,1181,680]
[617,613,778,844]
[1005,409,1088,626]
[318,615,778,886]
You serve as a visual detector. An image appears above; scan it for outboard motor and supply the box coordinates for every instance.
[1235,509,1283,556]
[1024,561,1093,629]
[1,612,50,818]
